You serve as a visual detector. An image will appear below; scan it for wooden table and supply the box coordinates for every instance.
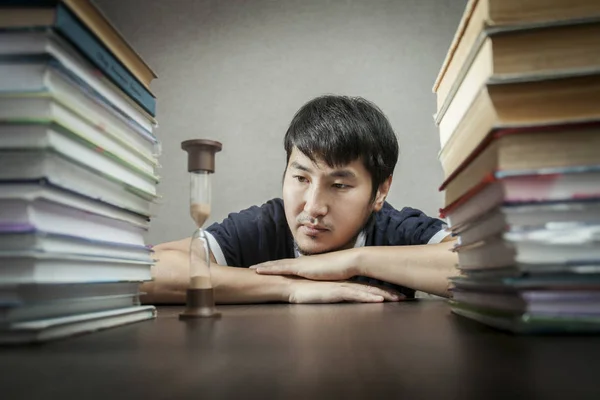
[1,300,599,399]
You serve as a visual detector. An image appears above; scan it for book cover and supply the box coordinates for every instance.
[0,0,158,89]
[0,2,157,115]
[0,123,159,197]
[0,32,158,131]
[440,166,600,219]
[0,230,153,262]
[439,121,600,191]
[0,150,156,216]
[53,4,156,116]
[0,305,156,344]
[0,251,153,284]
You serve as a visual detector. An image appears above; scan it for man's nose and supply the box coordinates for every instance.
[304,185,328,218]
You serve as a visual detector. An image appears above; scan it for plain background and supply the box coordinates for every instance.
[95,0,468,245]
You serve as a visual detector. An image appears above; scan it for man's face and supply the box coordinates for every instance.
[282,147,388,255]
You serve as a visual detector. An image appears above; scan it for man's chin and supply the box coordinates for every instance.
[295,240,332,256]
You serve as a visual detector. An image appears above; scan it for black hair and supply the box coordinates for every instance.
[284,95,399,199]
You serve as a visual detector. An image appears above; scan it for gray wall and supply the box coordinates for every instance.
[95,0,467,245]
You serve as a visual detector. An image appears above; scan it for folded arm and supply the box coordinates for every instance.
[141,238,292,304]
[141,238,404,305]
[254,237,458,298]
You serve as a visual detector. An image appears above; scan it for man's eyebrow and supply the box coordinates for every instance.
[290,161,312,173]
[329,170,356,179]
[290,161,356,179]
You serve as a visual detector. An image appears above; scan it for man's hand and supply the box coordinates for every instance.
[285,277,404,303]
[252,252,405,303]
[252,250,359,281]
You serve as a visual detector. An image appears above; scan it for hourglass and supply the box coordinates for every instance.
[179,139,222,319]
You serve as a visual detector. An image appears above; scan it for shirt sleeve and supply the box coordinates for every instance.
[371,203,449,246]
[396,206,448,245]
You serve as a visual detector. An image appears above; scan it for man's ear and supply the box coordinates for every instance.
[373,176,392,212]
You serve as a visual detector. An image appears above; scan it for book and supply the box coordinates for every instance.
[0,231,153,262]
[0,252,153,284]
[0,305,156,344]
[466,263,600,279]
[452,288,600,315]
[0,182,149,229]
[450,273,600,292]
[0,0,157,90]
[0,60,158,158]
[433,0,600,113]
[0,281,141,305]
[0,31,157,131]
[449,300,600,334]
[0,151,154,216]
[0,123,158,197]
[0,96,158,175]
[451,201,600,246]
[442,122,600,207]
[441,167,600,222]
[1,292,141,324]
[438,74,600,181]
[0,3,156,115]
[454,224,600,270]
[436,21,600,146]
[0,196,148,246]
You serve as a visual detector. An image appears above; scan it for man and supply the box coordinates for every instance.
[143,95,457,304]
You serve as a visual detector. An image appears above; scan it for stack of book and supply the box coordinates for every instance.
[0,0,159,343]
[433,0,600,333]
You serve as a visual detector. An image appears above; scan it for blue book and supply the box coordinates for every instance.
[0,1,157,116]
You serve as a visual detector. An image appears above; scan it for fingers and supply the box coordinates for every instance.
[361,285,406,301]
[251,261,297,276]
[335,287,385,303]
[341,283,405,302]
[254,265,297,276]
[289,280,406,304]
[249,261,271,270]
[249,261,270,269]
[334,284,405,303]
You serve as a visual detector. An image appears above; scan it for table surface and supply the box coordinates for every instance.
[1,300,600,400]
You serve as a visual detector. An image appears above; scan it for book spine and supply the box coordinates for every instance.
[54,4,156,116]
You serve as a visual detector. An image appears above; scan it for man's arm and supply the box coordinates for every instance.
[353,239,457,297]
[141,238,404,304]
[254,237,458,298]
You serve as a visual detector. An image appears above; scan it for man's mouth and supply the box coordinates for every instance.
[300,224,329,236]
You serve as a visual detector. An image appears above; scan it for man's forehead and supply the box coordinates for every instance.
[288,147,362,174]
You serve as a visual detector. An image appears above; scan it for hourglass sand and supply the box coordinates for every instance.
[179,139,222,319]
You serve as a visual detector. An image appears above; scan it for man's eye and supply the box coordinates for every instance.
[294,175,308,183]
[332,183,350,189]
